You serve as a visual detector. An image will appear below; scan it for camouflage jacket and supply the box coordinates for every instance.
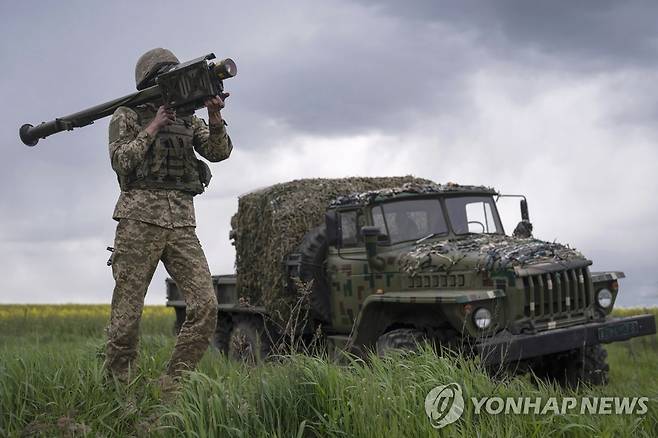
[109,105,233,228]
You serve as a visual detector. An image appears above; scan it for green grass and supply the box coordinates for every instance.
[0,305,656,437]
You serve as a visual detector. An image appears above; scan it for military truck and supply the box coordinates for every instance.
[166,178,656,386]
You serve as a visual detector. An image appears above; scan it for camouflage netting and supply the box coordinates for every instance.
[231,176,432,322]
[399,234,586,275]
[330,181,495,207]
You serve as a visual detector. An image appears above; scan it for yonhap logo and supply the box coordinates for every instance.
[424,383,465,429]
[423,383,649,430]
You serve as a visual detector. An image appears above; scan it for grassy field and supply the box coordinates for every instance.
[0,305,656,437]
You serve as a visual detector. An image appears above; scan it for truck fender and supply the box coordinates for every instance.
[347,289,505,354]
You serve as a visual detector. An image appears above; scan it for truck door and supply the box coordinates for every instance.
[327,209,371,332]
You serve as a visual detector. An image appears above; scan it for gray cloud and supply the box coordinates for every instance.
[235,10,480,135]
[358,0,658,69]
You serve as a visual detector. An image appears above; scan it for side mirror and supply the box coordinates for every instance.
[325,210,340,247]
[361,226,385,271]
[520,199,530,222]
[514,199,533,238]
[361,226,381,240]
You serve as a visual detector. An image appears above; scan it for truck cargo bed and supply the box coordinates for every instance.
[166,274,238,307]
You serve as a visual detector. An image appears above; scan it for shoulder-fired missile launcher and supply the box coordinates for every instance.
[19,53,236,146]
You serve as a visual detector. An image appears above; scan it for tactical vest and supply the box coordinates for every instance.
[118,105,211,195]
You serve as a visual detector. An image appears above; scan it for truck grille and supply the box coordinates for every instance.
[521,267,592,320]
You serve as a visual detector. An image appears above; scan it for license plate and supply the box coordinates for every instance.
[598,321,639,341]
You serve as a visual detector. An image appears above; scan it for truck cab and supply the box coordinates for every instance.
[325,186,506,334]
[320,184,655,384]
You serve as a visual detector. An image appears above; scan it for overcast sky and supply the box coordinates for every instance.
[1,0,656,306]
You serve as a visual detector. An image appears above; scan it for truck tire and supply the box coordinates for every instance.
[532,344,609,387]
[376,328,427,356]
[297,225,331,323]
[561,344,610,387]
[211,313,232,354]
[228,316,271,364]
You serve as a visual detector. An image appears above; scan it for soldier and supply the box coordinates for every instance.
[104,48,233,386]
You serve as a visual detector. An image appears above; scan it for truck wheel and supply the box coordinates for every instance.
[376,328,427,356]
[228,316,271,364]
[173,307,186,335]
[297,225,331,323]
[561,344,609,387]
[533,344,609,387]
[211,314,232,354]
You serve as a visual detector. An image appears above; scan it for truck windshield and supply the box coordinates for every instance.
[372,199,448,243]
[445,196,503,235]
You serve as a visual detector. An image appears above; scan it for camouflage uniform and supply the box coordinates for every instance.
[104,103,232,382]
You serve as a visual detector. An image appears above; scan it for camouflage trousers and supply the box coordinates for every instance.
[105,219,218,382]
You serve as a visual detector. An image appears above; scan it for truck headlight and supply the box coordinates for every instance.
[473,307,492,329]
[597,288,613,308]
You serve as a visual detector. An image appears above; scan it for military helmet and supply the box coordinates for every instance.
[135,48,180,90]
